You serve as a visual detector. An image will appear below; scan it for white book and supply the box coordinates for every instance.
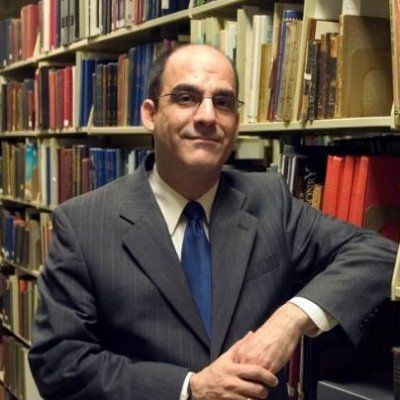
[247,14,273,124]
[125,0,136,26]
[224,20,237,61]
[42,0,51,52]
[190,19,203,44]
[78,0,86,38]
[236,5,259,123]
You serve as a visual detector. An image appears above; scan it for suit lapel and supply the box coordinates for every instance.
[210,175,258,359]
[119,160,210,348]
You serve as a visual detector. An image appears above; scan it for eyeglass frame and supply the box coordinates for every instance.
[151,90,245,113]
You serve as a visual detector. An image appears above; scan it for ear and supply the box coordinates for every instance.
[141,99,156,132]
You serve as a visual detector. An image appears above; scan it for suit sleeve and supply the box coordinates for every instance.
[28,206,189,400]
[279,177,398,345]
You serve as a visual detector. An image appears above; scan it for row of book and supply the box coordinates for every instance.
[0,4,39,68]
[301,15,392,121]
[0,210,52,274]
[279,143,400,399]
[191,3,393,124]
[0,333,41,400]
[321,154,400,242]
[1,140,151,207]
[1,10,394,129]
[0,39,179,132]
[0,0,190,67]
[0,275,39,344]
[279,143,400,242]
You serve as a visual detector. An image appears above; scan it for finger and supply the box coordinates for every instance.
[235,364,279,388]
[236,380,269,399]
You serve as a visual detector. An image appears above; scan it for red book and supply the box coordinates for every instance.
[26,4,39,58]
[362,156,400,241]
[81,158,91,194]
[63,66,72,128]
[322,155,344,217]
[50,0,56,50]
[287,342,301,400]
[21,6,27,59]
[336,155,356,222]
[348,156,370,227]
[55,69,64,129]
[48,69,56,129]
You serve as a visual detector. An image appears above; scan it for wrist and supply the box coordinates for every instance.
[284,302,318,335]
[189,372,202,400]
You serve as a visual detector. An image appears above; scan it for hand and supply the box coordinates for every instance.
[190,334,278,400]
[233,303,317,374]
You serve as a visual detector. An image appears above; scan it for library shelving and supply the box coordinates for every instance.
[0,1,399,400]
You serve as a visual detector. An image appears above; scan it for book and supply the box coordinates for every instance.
[348,156,400,241]
[336,156,355,221]
[321,155,344,217]
[335,15,392,118]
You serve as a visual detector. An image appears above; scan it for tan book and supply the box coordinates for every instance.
[389,0,400,114]
[311,184,324,210]
[282,20,303,122]
[336,15,392,118]
[257,43,273,122]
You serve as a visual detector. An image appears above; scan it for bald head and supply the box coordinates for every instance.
[146,44,239,108]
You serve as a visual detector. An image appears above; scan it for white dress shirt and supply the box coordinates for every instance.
[148,164,337,399]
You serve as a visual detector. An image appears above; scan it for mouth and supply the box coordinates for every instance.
[184,135,221,143]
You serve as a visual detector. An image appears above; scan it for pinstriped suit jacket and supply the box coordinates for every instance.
[29,155,397,400]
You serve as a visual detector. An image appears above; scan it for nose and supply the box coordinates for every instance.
[193,97,217,125]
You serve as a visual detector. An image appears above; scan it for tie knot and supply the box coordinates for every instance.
[183,201,205,221]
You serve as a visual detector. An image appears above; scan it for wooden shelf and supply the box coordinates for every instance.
[191,0,248,15]
[0,195,54,212]
[0,57,36,74]
[1,324,31,348]
[1,260,41,278]
[240,116,395,133]
[0,128,89,137]
[88,126,149,135]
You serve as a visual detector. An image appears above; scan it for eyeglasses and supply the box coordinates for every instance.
[152,91,244,112]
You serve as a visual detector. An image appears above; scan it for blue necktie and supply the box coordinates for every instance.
[181,201,212,336]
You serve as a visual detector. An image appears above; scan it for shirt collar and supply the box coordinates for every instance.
[148,163,219,236]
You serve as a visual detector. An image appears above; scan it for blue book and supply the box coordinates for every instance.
[95,148,106,188]
[272,10,303,118]
[79,59,88,126]
[6,214,14,261]
[105,149,117,183]
[89,148,97,190]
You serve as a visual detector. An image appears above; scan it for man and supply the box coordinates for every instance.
[29,44,397,400]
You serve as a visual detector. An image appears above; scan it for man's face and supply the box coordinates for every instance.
[142,46,239,180]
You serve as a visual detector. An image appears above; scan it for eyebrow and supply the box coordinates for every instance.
[170,84,235,97]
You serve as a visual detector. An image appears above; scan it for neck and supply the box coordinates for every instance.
[156,164,220,200]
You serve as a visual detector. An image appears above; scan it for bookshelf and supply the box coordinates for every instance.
[0,1,399,400]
